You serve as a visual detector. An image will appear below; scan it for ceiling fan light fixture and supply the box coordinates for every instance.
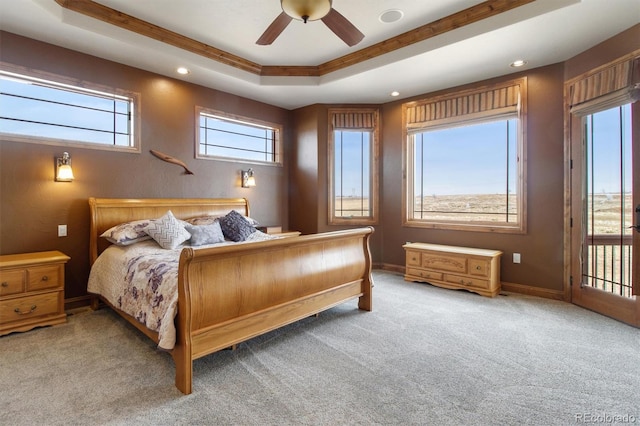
[281,0,332,22]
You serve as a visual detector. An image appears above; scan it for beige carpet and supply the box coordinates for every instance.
[1,270,639,425]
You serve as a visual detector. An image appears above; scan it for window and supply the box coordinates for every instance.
[403,78,527,233]
[196,107,282,165]
[582,103,634,297]
[0,66,138,151]
[328,108,379,225]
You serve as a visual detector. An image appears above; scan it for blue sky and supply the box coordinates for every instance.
[1,76,130,145]
[413,119,517,196]
[334,130,370,198]
[587,104,632,195]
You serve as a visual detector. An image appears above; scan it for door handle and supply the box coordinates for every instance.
[631,204,640,233]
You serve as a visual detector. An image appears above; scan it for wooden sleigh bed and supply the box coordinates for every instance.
[88,197,374,394]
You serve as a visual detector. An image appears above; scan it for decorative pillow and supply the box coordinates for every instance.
[185,222,225,246]
[186,214,259,226]
[100,219,152,246]
[219,210,257,242]
[185,215,222,226]
[143,210,191,249]
[242,215,260,226]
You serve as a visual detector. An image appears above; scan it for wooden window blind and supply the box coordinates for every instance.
[404,78,525,132]
[569,55,640,116]
[331,111,376,130]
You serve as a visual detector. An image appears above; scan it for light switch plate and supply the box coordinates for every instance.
[58,224,67,237]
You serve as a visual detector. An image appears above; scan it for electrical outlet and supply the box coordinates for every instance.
[58,224,67,237]
[513,253,521,264]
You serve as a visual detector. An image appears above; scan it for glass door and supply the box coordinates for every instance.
[571,101,639,326]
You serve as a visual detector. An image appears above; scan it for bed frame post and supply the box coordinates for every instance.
[173,248,195,395]
[172,344,193,395]
[358,227,374,312]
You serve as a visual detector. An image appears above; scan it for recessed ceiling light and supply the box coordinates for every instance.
[379,9,404,24]
[176,67,190,75]
[510,60,527,68]
[391,91,400,97]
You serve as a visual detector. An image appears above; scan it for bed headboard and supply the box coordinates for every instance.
[88,197,250,264]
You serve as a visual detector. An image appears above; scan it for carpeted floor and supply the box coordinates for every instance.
[1,270,638,425]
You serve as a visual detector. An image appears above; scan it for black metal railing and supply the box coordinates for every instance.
[583,234,633,298]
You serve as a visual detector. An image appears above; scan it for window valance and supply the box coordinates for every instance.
[404,78,525,132]
[331,110,376,130]
[569,55,640,116]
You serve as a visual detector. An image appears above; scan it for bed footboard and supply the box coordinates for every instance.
[172,227,374,394]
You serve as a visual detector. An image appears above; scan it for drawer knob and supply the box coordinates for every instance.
[476,266,481,270]
[14,305,37,315]
[41,276,49,281]
[1,282,8,287]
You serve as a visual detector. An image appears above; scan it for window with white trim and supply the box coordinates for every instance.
[403,78,527,233]
[328,108,379,225]
[196,107,282,165]
[0,68,138,151]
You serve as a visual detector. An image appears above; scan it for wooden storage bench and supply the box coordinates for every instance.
[403,242,502,297]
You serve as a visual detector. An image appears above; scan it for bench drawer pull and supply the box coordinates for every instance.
[14,305,37,315]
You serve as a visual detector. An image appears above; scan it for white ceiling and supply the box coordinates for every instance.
[1,0,639,109]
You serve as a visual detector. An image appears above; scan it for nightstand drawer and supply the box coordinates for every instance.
[0,269,26,296]
[0,291,62,323]
[27,265,61,291]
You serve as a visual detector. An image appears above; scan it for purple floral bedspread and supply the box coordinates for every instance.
[87,232,278,350]
[88,240,181,349]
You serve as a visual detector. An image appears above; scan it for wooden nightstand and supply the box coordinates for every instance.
[256,226,301,238]
[0,251,70,335]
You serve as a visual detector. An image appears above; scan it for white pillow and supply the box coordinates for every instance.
[185,222,225,246]
[143,210,191,249]
[100,219,153,246]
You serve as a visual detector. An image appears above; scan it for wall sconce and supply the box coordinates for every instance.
[241,168,256,188]
[55,152,74,182]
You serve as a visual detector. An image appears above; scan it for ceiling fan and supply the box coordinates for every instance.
[257,0,365,47]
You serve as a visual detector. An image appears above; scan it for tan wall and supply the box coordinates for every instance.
[565,24,640,81]
[288,105,321,235]
[0,32,291,303]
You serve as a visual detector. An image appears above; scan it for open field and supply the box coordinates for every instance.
[586,193,634,234]
[335,193,633,230]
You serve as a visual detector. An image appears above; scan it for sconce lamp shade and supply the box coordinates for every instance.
[56,152,74,182]
[241,168,256,188]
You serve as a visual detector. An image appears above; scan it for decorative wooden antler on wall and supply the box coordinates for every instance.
[150,149,194,175]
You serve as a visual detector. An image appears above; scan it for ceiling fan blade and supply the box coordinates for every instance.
[321,8,364,47]
[256,12,293,45]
